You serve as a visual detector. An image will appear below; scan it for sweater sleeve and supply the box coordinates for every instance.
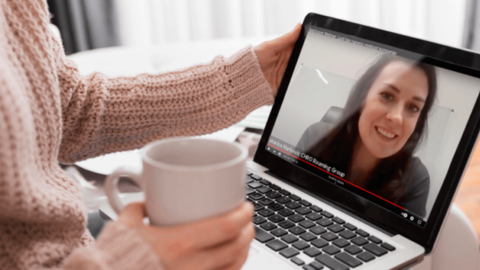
[63,222,163,270]
[49,36,274,163]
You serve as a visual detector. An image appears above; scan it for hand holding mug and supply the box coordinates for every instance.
[118,202,254,270]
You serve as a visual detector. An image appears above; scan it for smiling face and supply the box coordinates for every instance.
[357,61,429,159]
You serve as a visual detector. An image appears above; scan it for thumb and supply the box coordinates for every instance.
[118,202,147,228]
[266,23,302,51]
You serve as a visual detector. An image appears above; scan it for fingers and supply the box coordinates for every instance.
[118,202,146,229]
[196,222,255,270]
[214,246,250,270]
[176,202,253,250]
[265,23,302,51]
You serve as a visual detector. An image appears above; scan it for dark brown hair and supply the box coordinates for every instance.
[308,54,437,203]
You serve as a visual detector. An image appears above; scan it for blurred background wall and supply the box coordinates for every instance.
[47,0,472,55]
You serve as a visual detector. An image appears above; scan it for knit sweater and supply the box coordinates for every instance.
[0,0,273,269]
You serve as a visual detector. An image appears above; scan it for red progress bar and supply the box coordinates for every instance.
[267,143,406,210]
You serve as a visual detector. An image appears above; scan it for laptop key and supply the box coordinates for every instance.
[260,222,277,231]
[292,240,310,250]
[280,247,300,258]
[257,187,272,194]
[368,235,382,244]
[266,191,281,199]
[296,207,312,215]
[250,174,262,180]
[253,216,267,225]
[299,220,316,229]
[254,227,274,243]
[302,265,316,270]
[289,194,302,201]
[288,214,305,222]
[286,201,302,209]
[311,238,329,248]
[321,232,338,241]
[270,184,281,190]
[381,242,396,251]
[357,251,375,262]
[258,198,274,206]
[309,261,324,270]
[249,192,264,200]
[332,217,345,224]
[310,205,323,212]
[300,232,317,242]
[351,236,368,246]
[339,230,356,239]
[303,247,322,257]
[279,189,291,196]
[291,257,305,266]
[299,199,312,206]
[315,254,349,270]
[363,243,388,256]
[253,203,264,211]
[248,182,263,189]
[258,209,274,217]
[310,226,327,235]
[281,234,299,244]
[245,187,256,195]
[246,171,253,176]
[335,252,362,268]
[328,224,345,233]
[317,218,333,227]
[278,220,295,229]
[323,245,341,255]
[278,209,294,217]
[306,212,323,221]
[344,223,357,231]
[276,196,292,204]
[345,245,362,255]
[268,203,284,211]
[260,179,271,185]
[356,229,369,237]
[333,238,350,248]
[268,214,285,223]
[321,211,333,218]
[289,226,307,235]
[266,239,288,251]
[271,228,288,237]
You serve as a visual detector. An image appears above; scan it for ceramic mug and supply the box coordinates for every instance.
[104,138,248,226]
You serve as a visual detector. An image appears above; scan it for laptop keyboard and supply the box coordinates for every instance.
[246,171,397,270]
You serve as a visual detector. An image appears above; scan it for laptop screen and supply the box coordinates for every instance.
[263,26,480,230]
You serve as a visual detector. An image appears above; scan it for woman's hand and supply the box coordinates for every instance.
[118,202,255,270]
[254,23,302,97]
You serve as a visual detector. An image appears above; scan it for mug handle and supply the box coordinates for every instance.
[104,166,143,214]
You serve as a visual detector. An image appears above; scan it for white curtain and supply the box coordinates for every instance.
[116,0,467,48]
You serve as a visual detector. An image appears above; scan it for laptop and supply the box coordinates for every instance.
[100,13,480,270]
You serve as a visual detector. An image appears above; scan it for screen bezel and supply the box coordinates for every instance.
[254,13,480,254]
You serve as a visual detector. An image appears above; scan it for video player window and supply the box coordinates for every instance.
[268,28,480,225]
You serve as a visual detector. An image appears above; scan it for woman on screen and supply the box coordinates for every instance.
[296,54,437,217]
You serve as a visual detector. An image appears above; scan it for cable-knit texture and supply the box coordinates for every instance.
[0,0,274,269]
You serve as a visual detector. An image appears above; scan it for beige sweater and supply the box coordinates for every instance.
[0,0,273,269]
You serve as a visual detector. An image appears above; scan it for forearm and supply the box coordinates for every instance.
[57,46,273,163]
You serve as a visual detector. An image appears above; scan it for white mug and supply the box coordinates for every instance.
[104,138,248,226]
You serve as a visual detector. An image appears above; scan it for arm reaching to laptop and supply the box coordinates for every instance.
[0,0,302,268]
